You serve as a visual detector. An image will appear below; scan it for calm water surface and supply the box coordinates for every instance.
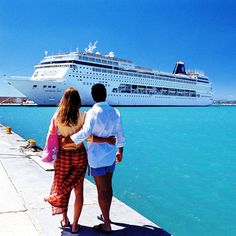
[0,106,235,236]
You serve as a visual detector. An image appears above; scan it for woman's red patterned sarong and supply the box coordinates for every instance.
[45,142,88,215]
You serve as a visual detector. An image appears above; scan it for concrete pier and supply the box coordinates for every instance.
[0,124,171,236]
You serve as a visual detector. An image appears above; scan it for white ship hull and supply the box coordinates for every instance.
[6,46,213,106]
[7,77,213,106]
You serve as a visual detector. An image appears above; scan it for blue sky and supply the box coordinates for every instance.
[0,0,235,99]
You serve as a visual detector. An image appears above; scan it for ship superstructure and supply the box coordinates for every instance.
[7,42,213,106]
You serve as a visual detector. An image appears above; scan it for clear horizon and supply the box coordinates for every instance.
[0,0,235,100]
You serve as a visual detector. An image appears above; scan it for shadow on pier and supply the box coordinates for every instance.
[60,221,171,236]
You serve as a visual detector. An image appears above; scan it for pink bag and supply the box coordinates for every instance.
[41,115,59,163]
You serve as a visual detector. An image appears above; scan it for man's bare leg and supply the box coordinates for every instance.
[94,175,112,231]
[105,173,113,213]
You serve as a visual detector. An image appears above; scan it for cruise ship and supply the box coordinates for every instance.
[6,42,213,106]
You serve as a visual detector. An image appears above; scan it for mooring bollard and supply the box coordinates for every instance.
[6,126,12,134]
[28,139,36,147]
[26,139,42,152]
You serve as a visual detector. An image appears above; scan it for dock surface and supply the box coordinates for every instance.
[0,124,171,236]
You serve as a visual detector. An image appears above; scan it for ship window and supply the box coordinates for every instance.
[53,86,56,88]
[43,85,47,88]
[33,85,37,88]
[48,86,51,88]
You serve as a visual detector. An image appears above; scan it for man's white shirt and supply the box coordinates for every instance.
[71,102,125,168]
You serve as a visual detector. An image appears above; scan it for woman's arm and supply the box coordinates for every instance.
[61,135,116,146]
[87,135,116,145]
[48,112,58,135]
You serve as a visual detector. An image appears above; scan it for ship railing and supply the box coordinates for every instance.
[43,50,133,64]
[186,70,206,77]
[7,76,31,80]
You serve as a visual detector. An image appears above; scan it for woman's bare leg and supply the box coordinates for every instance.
[61,211,69,227]
[71,183,84,232]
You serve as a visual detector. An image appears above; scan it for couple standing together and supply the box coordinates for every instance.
[44,83,125,234]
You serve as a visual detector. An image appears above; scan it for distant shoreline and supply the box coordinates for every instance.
[212,104,236,106]
[0,103,236,107]
[0,103,37,106]
[212,101,236,106]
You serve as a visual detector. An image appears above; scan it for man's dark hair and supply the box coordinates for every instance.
[91,83,107,102]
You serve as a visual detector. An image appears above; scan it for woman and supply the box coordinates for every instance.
[44,88,115,234]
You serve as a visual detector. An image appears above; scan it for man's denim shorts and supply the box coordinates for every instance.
[88,162,116,177]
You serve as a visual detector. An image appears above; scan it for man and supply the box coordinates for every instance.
[70,83,125,233]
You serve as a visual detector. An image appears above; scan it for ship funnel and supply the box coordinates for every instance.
[173,61,186,75]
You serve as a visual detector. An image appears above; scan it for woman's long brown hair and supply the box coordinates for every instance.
[57,88,81,126]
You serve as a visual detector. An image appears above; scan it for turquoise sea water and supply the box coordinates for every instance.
[0,106,235,236]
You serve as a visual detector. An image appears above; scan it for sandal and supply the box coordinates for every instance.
[71,224,82,234]
[60,219,70,228]
[93,224,112,234]
[97,214,112,223]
